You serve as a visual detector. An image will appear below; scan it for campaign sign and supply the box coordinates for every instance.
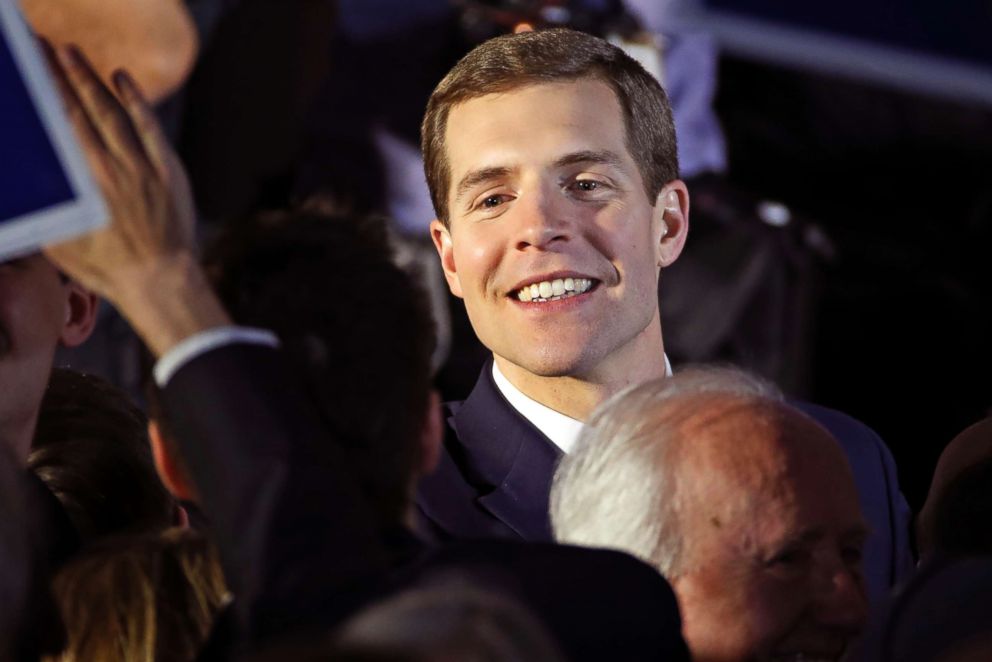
[0,0,106,262]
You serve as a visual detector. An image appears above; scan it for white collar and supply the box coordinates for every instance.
[490,355,673,455]
[491,362,585,454]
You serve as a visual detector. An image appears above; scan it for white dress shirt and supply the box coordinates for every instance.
[491,355,673,455]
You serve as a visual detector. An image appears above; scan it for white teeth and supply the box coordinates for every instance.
[515,278,593,302]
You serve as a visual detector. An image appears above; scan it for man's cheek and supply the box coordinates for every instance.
[749,582,808,652]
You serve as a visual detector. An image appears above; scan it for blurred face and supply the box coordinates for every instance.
[431,79,686,385]
[0,254,92,459]
[672,406,869,662]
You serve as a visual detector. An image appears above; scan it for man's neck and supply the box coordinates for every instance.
[493,336,669,422]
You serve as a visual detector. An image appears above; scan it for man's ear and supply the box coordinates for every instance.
[149,420,198,502]
[417,389,443,477]
[430,219,464,299]
[58,281,99,348]
[653,180,690,269]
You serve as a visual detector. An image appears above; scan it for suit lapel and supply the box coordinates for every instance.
[416,362,564,542]
[455,363,562,541]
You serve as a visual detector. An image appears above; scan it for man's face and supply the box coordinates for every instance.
[672,406,869,662]
[0,254,92,458]
[431,79,686,382]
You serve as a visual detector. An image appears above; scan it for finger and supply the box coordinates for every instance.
[112,69,173,181]
[57,44,152,172]
[42,42,115,179]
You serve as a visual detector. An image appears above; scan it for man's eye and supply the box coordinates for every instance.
[479,194,510,210]
[572,179,605,192]
[768,548,810,567]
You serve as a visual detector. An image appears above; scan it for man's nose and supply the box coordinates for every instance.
[513,184,571,251]
[812,557,869,634]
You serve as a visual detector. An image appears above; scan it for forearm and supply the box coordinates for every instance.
[109,253,231,358]
[22,0,198,101]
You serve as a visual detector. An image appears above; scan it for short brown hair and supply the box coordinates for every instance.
[422,28,679,225]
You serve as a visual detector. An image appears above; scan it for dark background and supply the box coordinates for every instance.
[707,0,992,66]
[715,55,992,511]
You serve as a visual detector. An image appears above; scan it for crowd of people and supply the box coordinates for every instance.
[2,8,991,662]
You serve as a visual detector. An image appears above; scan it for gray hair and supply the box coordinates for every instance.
[549,366,782,578]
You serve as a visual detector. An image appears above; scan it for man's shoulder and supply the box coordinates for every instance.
[417,540,689,662]
[789,399,901,502]
[790,400,891,461]
[416,365,559,543]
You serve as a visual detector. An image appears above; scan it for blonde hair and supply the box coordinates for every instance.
[47,527,229,662]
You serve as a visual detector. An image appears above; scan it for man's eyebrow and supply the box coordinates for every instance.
[553,150,625,170]
[784,522,871,547]
[454,166,513,203]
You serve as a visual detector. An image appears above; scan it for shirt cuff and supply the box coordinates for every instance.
[153,326,280,387]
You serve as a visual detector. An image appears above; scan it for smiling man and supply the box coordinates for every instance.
[418,33,687,519]
[432,76,686,416]
[415,28,911,605]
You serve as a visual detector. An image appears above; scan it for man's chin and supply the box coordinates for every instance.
[497,349,593,380]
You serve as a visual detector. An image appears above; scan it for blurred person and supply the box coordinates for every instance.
[0,254,97,658]
[413,27,911,604]
[45,527,229,662]
[916,417,992,559]
[251,581,565,662]
[0,255,97,464]
[848,557,992,662]
[22,0,198,103]
[331,582,564,662]
[42,47,688,660]
[552,367,870,662]
[0,445,30,660]
[30,368,181,542]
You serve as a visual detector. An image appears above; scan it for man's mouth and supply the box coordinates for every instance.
[513,277,594,303]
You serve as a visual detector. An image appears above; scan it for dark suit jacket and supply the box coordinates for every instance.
[161,343,688,660]
[416,361,914,605]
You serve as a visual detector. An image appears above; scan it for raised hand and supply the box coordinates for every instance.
[42,44,229,357]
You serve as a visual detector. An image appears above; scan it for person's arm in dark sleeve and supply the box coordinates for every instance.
[41,44,386,647]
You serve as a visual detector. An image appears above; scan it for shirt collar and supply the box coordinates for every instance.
[490,355,673,455]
